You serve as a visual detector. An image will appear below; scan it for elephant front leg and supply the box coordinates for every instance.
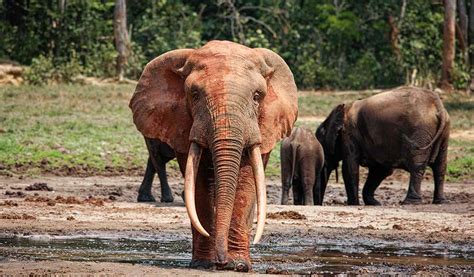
[280,142,292,205]
[281,180,291,205]
[362,166,393,206]
[176,154,216,269]
[280,161,292,205]
[342,153,360,205]
[191,165,216,269]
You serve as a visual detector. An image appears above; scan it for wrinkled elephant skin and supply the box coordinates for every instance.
[129,41,298,271]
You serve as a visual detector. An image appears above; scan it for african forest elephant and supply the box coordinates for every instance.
[137,137,176,203]
[316,86,449,206]
[281,127,325,205]
[129,41,298,271]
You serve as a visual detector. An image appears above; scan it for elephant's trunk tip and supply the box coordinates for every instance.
[215,243,228,265]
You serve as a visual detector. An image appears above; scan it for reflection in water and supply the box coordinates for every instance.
[0,235,472,274]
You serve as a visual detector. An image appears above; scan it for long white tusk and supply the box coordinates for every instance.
[250,146,266,244]
[184,142,209,237]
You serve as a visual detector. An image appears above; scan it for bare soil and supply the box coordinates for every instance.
[0,174,473,275]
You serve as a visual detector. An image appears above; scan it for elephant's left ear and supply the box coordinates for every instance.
[255,48,298,154]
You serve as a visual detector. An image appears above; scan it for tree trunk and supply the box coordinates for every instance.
[440,0,456,92]
[468,0,474,94]
[457,0,468,64]
[469,0,474,64]
[388,15,401,61]
[114,0,130,81]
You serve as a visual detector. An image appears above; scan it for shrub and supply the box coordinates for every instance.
[24,55,55,85]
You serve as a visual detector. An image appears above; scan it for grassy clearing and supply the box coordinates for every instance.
[0,85,472,181]
[0,85,149,176]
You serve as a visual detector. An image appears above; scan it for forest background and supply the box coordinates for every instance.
[1,0,472,91]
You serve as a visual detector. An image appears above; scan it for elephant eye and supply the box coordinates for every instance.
[190,90,199,102]
[253,91,262,103]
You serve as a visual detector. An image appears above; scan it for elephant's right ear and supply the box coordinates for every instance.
[129,49,194,154]
[324,104,345,155]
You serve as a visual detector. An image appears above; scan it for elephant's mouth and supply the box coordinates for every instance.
[183,141,267,244]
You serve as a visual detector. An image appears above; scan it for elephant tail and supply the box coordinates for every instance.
[290,144,298,184]
[418,92,447,151]
[335,165,339,183]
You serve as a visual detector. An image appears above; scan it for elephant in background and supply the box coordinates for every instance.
[137,138,176,203]
[129,41,297,271]
[316,86,450,206]
[281,127,325,205]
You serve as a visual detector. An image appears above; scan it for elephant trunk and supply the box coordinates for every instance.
[212,134,243,265]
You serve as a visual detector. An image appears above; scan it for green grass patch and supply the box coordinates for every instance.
[0,84,146,175]
[0,85,472,181]
[446,138,474,182]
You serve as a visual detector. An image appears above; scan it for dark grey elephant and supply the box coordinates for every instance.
[281,127,325,205]
[315,86,450,205]
[137,138,176,202]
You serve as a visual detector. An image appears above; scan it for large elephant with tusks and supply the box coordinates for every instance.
[316,86,450,206]
[129,41,297,271]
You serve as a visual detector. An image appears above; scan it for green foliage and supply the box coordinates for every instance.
[0,0,471,89]
[346,52,379,90]
[83,41,117,78]
[24,51,84,85]
[131,1,203,58]
[398,1,444,86]
[23,55,55,85]
[55,51,85,83]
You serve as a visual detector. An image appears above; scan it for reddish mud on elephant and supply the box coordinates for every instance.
[129,40,298,271]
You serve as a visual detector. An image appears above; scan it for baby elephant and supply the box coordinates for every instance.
[281,127,325,205]
[137,138,176,202]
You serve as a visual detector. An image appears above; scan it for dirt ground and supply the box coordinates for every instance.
[0,174,473,275]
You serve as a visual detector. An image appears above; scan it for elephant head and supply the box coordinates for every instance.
[315,104,345,191]
[129,40,297,264]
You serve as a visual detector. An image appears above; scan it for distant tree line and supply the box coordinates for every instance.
[0,0,472,90]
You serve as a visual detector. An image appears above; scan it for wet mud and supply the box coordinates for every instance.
[0,234,472,275]
[0,175,473,275]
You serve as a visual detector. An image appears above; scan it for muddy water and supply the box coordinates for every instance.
[1,235,472,275]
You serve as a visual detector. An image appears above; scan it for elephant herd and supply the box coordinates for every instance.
[137,87,450,208]
[282,86,450,207]
[129,41,450,272]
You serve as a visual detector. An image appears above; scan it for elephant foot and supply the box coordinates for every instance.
[137,193,156,202]
[401,196,422,205]
[363,197,381,206]
[160,194,174,203]
[216,258,251,272]
[347,199,360,206]
[189,259,215,270]
[433,197,449,204]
